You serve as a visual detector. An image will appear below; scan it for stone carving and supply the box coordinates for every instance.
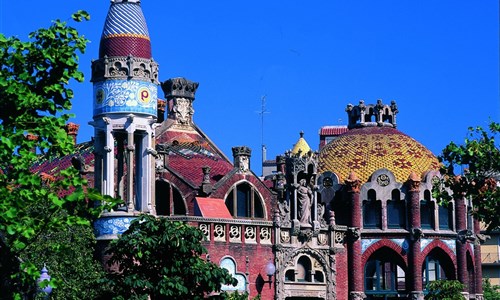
[91,56,159,83]
[334,231,345,245]
[345,172,361,193]
[295,178,313,228]
[214,224,226,242]
[275,247,336,300]
[199,223,210,241]
[347,227,360,242]
[317,233,328,246]
[475,233,491,245]
[244,226,256,243]
[232,146,251,173]
[173,97,193,125]
[457,229,475,244]
[229,225,241,242]
[280,230,290,244]
[260,227,272,244]
[350,291,366,300]
[411,227,424,241]
[161,77,199,100]
[317,202,327,228]
[376,173,390,186]
[277,199,291,227]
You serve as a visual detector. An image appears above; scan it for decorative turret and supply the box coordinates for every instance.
[91,0,157,224]
[91,0,158,118]
[232,146,252,173]
[345,99,398,129]
[161,77,199,127]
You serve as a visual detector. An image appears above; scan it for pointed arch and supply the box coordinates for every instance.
[364,246,407,299]
[422,247,456,291]
[224,180,266,219]
[155,180,186,216]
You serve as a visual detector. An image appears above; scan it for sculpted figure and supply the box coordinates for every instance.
[295,179,312,227]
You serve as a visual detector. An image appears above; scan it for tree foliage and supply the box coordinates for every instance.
[433,122,500,231]
[483,278,500,300]
[20,223,110,300]
[425,280,465,300]
[105,215,236,300]
[0,11,118,298]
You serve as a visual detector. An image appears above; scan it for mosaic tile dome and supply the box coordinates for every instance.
[99,0,152,59]
[318,126,440,183]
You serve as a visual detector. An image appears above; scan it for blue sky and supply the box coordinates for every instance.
[1,1,499,174]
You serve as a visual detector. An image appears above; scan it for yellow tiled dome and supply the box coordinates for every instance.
[291,131,311,156]
[318,127,440,183]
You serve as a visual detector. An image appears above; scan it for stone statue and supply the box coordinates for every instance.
[295,178,312,227]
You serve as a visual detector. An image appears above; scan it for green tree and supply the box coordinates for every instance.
[105,214,236,300]
[483,278,500,300]
[433,122,500,231]
[20,223,111,300]
[425,280,465,300]
[0,11,118,298]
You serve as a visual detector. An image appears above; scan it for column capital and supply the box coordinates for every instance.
[345,171,361,193]
[406,171,421,192]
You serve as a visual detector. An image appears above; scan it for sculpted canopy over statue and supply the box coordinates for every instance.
[295,178,313,227]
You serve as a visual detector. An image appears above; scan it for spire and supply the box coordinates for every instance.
[291,131,311,156]
[99,0,151,59]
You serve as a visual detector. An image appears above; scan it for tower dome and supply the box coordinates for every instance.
[318,100,440,183]
[99,0,152,59]
[291,131,312,156]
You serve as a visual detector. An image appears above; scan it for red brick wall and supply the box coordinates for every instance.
[336,249,349,300]
[204,241,274,298]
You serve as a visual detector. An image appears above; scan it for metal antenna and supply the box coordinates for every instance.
[257,95,270,176]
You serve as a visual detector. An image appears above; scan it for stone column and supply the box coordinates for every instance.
[407,172,424,300]
[345,172,365,300]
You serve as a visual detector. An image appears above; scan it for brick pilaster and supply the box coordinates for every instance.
[407,172,424,299]
[455,190,468,292]
[474,218,483,296]
[345,172,364,299]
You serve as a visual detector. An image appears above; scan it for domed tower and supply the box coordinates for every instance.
[91,0,158,227]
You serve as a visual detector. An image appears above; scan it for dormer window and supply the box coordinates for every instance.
[225,182,264,218]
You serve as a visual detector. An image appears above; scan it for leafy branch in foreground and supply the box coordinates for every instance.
[0,10,119,298]
[433,122,500,231]
[105,215,236,300]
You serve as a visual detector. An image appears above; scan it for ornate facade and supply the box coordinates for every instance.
[32,1,484,299]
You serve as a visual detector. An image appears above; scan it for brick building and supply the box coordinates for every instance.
[34,1,484,299]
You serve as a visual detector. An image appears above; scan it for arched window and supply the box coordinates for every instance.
[155,180,186,216]
[422,250,454,291]
[364,189,381,229]
[225,182,265,218]
[420,190,435,229]
[438,202,453,230]
[220,257,247,292]
[387,189,406,229]
[365,249,406,299]
[284,255,325,283]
